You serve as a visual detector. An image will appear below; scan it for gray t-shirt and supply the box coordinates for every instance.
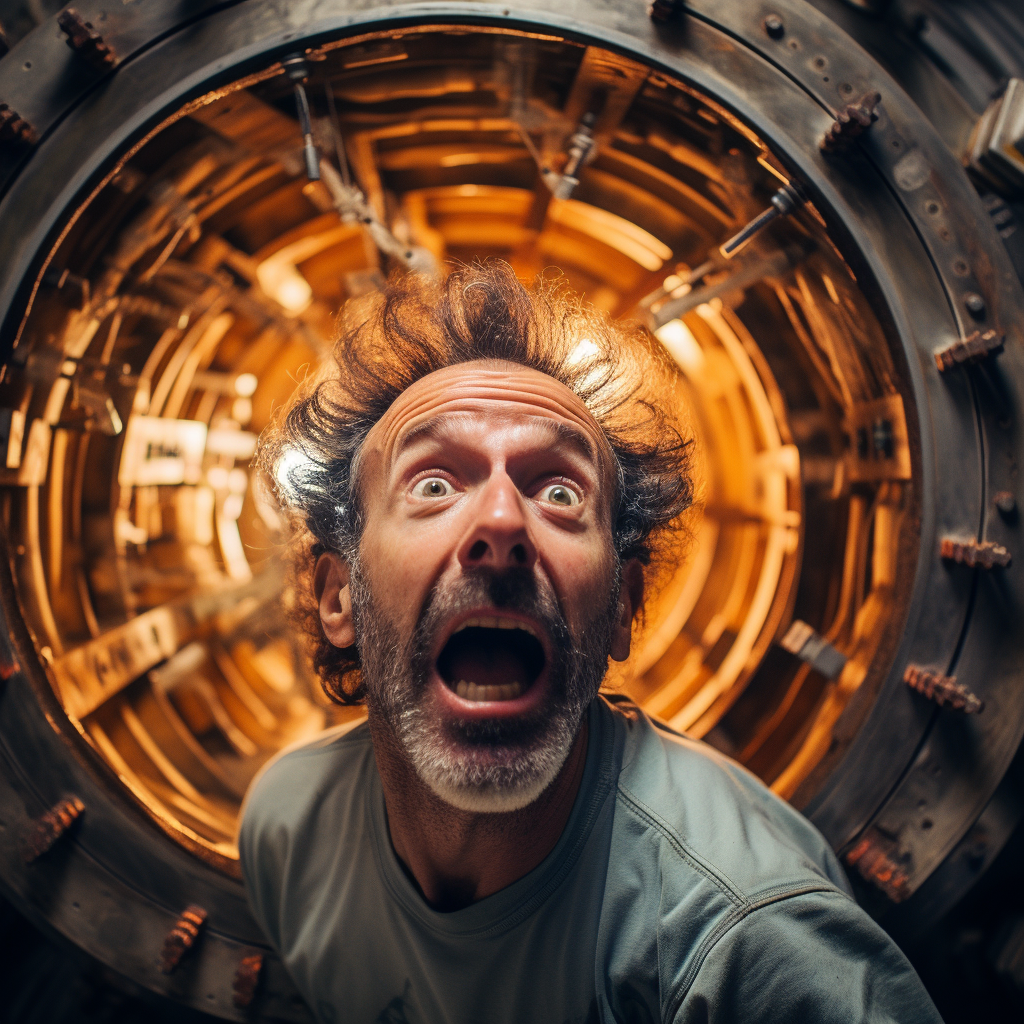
[239,696,942,1024]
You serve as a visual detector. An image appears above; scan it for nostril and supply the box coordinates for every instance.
[511,543,528,565]
[468,540,488,561]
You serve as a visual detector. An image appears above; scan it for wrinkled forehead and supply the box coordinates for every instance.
[361,360,616,484]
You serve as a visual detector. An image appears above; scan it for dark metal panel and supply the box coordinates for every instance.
[0,2,250,191]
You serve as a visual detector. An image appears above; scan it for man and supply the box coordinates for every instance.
[241,263,941,1023]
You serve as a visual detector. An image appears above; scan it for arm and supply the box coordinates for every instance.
[672,888,942,1024]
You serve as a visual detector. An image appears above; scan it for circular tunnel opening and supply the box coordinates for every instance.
[0,25,920,871]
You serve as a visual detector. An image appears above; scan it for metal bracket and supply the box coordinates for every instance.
[779,620,847,679]
[544,111,598,201]
[967,78,1024,197]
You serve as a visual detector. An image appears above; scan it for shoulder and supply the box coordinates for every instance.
[675,887,942,1022]
[237,718,373,943]
[597,701,943,1020]
[240,716,373,839]
[605,696,851,901]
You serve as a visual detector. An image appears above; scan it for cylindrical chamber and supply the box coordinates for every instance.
[0,1,1022,1018]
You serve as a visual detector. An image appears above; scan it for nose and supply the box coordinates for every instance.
[456,471,538,570]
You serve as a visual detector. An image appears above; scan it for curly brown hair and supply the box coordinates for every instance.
[257,262,693,704]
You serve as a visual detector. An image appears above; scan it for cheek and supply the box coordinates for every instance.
[359,511,454,619]
[540,526,617,627]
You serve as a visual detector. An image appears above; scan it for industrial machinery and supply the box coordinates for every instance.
[0,0,1022,1020]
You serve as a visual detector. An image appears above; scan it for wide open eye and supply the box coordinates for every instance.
[416,476,455,498]
[536,483,580,507]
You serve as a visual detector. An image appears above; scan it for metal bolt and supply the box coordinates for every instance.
[0,103,37,145]
[160,905,207,974]
[964,292,986,319]
[233,953,264,1008]
[904,664,984,714]
[764,14,785,39]
[719,182,804,258]
[821,91,882,154]
[934,328,1004,371]
[22,796,85,862]
[649,0,684,23]
[281,53,320,182]
[845,831,911,903]
[941,537,1012,569]
[57,8,116,69]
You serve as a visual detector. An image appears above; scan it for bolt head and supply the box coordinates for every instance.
[994,491,1017,516]
[764,14,785,39]
[964,292,986,319]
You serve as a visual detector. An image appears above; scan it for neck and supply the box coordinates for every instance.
[367,712,590,912]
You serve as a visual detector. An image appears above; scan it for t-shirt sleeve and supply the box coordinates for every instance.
[673,888,943,1024]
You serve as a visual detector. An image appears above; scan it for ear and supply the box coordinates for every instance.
[314,552,356,649]
[609,559,644,662]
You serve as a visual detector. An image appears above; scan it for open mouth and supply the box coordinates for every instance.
[436,616,547,703]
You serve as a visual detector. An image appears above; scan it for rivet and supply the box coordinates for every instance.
[764,14,785,38]
[964,292,986,319]
[994,491,1016,516]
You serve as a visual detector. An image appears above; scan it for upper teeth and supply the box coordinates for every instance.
[453,616,539,639]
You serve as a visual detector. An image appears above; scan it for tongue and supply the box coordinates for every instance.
[442,630,531,688]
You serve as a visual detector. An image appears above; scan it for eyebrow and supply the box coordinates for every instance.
[396,411,599,465]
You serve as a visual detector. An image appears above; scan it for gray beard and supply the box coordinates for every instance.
[350,559,620,813]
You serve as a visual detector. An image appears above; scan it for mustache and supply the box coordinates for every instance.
[408,566,570,677]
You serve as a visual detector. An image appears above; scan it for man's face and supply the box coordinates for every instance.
[332,360,631,812]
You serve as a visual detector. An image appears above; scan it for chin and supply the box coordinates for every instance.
[409,728,576,814]
[422,773,562,814]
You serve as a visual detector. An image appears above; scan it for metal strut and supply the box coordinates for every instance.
[720,183,805,258]
[282,53,320,181]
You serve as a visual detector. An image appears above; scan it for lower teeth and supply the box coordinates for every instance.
[455,680,522,702]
